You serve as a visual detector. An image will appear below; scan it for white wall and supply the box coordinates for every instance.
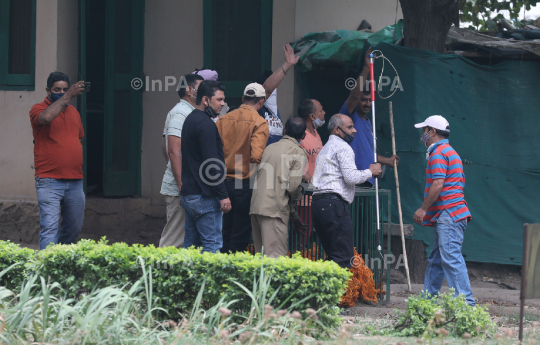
[271,0,297,121]
[0,0,61,200]
[295,0,402,39]
[140,0,205,201]
[141,0,299,200]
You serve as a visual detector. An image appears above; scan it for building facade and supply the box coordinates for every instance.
[0,0,401,246]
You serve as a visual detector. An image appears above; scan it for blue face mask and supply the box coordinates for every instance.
[50,93,65,102]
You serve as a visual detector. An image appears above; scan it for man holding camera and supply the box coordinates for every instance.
[29,72,87,250]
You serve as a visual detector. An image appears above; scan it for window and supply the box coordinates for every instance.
[203,0,272,107]
[0,0,36,90]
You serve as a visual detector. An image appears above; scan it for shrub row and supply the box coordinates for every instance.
[0,239,351,327]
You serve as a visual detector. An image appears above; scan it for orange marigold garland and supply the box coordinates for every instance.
[339,248,383,307]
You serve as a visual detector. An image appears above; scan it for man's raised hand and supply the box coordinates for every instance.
[283,44,299,67]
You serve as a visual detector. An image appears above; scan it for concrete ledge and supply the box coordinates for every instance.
[384,223,414,237]
[0,197,166,247]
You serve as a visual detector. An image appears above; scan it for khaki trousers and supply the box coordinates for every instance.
[159,196,185,248]
[251,214,288,258]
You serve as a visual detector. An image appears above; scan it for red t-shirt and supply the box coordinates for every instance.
[29,98,84,179]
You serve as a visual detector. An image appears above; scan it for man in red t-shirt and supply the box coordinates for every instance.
[29,72,86,250]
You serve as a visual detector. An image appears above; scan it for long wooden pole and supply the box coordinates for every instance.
[389,102,412,292]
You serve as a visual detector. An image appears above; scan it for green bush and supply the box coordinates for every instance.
[0,262,330,344]
[0,239,351,327]
[0,241,35,288]
[369,289,495,338]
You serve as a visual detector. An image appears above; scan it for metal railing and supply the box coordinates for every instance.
[288,183,391,303]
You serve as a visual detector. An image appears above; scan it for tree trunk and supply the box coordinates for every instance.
[399,0,459,54]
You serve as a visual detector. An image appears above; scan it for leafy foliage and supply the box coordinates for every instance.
[458,0,540,31]
[0,260,331,344]
[368,289,495,338]
[0,241,34,288]
[0,239,351,328]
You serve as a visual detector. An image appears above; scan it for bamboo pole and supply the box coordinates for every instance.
[389,101,412,292]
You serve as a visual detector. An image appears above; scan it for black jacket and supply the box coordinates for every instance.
[180,109,228,200]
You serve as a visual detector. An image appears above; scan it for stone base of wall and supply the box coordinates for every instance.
[0,197,166,247]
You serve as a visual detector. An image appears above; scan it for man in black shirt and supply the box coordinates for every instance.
[180,80,232,253]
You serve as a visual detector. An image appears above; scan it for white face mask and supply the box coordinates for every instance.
[313,118,325,129]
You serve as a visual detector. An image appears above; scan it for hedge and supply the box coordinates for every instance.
[0,239,351,327]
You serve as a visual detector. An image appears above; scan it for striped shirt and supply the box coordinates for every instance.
[312,135,372,204]
[423,139,472,226]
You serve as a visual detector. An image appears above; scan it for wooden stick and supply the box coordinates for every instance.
[389,101,412,292]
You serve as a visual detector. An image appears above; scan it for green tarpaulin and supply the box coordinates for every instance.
[293,28,540,265]
[292,21,404,73]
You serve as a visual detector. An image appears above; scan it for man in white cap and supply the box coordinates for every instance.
[413,115,475,306]
[216,83,269,253]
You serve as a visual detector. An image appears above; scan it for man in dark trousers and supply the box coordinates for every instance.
[29,72,86,250]
[216,83,269,254]
[180,80,232,253]
[311,114,381,268]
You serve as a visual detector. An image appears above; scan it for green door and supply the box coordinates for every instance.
[103,0,144,196]
[77,0,87,192]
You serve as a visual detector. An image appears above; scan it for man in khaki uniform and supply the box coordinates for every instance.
[250,117,308,257]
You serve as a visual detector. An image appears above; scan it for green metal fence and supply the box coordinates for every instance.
[288,183,391,303]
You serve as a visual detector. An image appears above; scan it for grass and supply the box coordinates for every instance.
[0,260,328,344]
[0,258,538,344]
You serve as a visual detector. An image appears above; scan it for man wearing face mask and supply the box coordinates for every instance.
[29,72,86,250]
[311,114,382,268]
[341,48,399,187]
[216,83,269,254]
[180,80,232,253]
[293,99,325,248]
[297,99,325,183]
[162,74,205,163]
[158,73,204,249]
[413,115,475,306]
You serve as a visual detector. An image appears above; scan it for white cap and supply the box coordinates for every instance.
[244,83,266,98]
[414,115,450,132]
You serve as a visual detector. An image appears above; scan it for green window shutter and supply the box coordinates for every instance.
[203,0,273,107]
[0,0,36,90]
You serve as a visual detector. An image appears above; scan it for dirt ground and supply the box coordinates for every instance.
[346,261,529,317]
[342,264,537,343]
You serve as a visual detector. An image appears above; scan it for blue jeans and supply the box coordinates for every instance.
[181,195,223,253]
[35,178,85,250]
[424,209,475,306]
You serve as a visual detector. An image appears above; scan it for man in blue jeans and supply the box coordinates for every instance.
[29,72,86,250]
[413,115,475,306]
[180,80,232,253]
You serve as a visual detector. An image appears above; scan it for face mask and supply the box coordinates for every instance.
[337,126,354,144]
[51,93,65,102]
[420,131,431,147]
[313,118,325,129]
[204,105,218,118]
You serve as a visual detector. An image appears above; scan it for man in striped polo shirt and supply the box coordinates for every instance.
[413,115,475,306]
